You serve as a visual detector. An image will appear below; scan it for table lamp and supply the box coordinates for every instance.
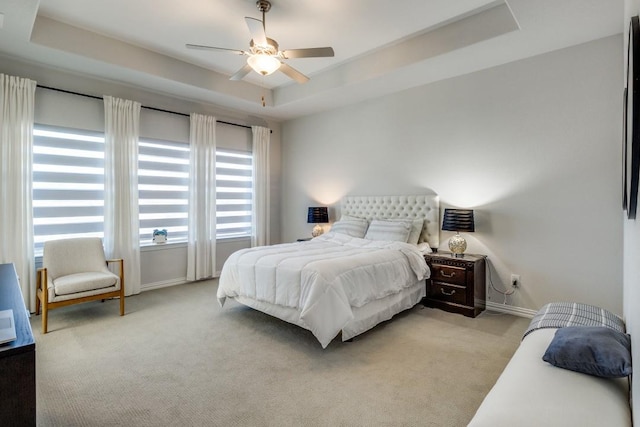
[307,207,329,237]
[442,209,475,257]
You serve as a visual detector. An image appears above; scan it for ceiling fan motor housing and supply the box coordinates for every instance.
[256,0,271,13]
[250,38,278,54]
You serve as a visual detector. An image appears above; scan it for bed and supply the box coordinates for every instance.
[217,194,440,348]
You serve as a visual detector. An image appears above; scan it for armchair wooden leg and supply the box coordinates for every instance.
[119,259,125,316]
[35,289,41,317]
[42,304,48,334]
[37,268,49,334]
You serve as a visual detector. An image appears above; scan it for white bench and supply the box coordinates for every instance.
[468,307,632,427]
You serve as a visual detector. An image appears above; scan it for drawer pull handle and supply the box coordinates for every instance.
[439,270,456,278]
[441,289,456,296]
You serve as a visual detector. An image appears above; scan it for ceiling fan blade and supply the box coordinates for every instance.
[229,63,253,81]
[186,44,246,55]
[278,62,309,84]
[281,47,335,59]
[245,17,268,47]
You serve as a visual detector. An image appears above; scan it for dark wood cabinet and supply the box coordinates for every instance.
[0,263,36,426]
[423,252,486,318]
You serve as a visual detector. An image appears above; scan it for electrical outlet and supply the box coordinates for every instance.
[511,274,520,287]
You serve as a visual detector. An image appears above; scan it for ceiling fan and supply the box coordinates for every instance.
[186,0,334,84]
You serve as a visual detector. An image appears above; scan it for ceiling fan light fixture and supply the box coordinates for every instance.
[247,53,281,76]
[186,0,332,84]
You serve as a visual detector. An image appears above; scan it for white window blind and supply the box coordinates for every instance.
[33,125,253,253]
[33,126,105,255]
[138,138,189,245]
[216,149,253,238]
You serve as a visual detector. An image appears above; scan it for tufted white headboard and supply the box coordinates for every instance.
[341,195,440,249]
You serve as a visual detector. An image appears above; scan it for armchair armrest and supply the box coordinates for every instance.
[105,259,124,284]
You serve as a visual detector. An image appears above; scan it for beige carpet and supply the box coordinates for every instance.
[31,280,529,427]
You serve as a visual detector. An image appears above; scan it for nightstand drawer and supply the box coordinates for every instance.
[431,264,466,286]
[429,282,467,305]
[423,252,486,318]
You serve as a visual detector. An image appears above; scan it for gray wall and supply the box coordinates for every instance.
[2,31,625,322]
[282,35,623,316]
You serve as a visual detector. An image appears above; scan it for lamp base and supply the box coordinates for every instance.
[448,233,467,257]
[312,224,324,237]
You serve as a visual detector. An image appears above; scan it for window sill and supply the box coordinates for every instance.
[37,236,252,258]
[139,236,250,252]
[140,242,187,253]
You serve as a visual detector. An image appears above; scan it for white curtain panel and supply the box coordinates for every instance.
[187,113,217,281]
[103,96,141,295]
[0,74,36,310]
[251,126,271,247]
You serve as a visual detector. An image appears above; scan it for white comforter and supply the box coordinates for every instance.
[217,232,429,348]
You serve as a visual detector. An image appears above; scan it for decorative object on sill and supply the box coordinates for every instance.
[307,207,328,237]
[441,209,475,257]
[152,229,168,244]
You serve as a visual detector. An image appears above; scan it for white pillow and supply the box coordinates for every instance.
[364,219,412,242]
[330,218,368,238]
[386,218,423,245]
[341,214,366,222]
[417,242,433,254]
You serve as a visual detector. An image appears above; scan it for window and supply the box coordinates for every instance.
[138,138,189,245]
[33,126,105,256]
[216,149,253,238]
[33,126,253,254]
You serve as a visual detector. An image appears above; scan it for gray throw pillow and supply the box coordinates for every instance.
[542,326,632,378]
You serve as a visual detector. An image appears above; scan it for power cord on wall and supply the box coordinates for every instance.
[486,258,515,305]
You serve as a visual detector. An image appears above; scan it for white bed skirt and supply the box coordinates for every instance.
[232,280,426,344]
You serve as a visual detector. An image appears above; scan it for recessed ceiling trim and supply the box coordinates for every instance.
[274,1,519,106]
[30,15,269,105]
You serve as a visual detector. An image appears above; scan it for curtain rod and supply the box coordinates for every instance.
[36,84,268,132]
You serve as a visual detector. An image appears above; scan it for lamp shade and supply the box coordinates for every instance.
[307,207,329,224]
[442,209,475,232]
[247,54,281,76]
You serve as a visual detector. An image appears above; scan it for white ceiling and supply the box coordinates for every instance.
[0,0,624,121]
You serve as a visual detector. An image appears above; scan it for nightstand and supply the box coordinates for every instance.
[423,252,486,318]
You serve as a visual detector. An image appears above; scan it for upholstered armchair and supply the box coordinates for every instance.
[35,237,125,333]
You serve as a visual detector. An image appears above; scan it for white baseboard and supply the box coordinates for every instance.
[486,301,536,318]
[141,277,188,292]
[141,273,221,292]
